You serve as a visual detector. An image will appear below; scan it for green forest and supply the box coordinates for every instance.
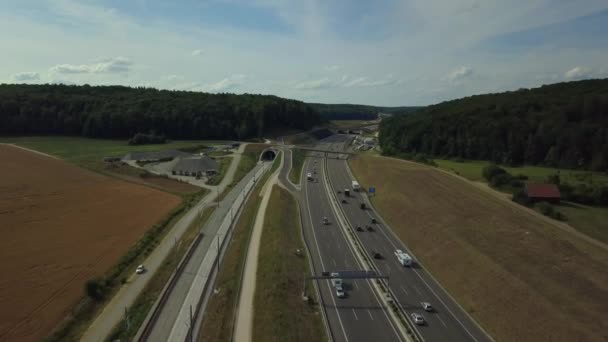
[309,103,420,120]
[0,84,322,140]
[379,79,608,172]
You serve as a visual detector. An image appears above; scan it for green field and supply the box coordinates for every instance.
[289,149,305,184]
[435,158,608,243]
[253,185,325,342]
[0,136,214,170]
[435,159,608,186]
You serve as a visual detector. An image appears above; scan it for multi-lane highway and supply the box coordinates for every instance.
[319,134,492,342]
[294,150,404,342]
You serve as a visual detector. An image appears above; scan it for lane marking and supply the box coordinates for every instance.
[332,258,337,267]
[303,159,350,342]
[400,286,409,296]
[412,285,422,296]
[437,315,448,327]
[368,310,374,320]
[352,309,359,320]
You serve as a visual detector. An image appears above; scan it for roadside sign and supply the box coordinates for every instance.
[369,187,376,194]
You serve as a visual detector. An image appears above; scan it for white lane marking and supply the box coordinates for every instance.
[412,285,422,296]
[344,259,349,268]
[437,315,448,327]
[352,309,359,320]
[400,286,409,295]
[303,160,350,342]
[368,310,374,320]
[332,258,337,267]
[353,282,359,291]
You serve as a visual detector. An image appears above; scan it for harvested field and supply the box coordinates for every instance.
[0,144,181,342]
[349,154,608,342]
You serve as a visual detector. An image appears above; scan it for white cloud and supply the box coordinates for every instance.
[49,57,132,74]
[445,66,473,82]
[324,65,342,72]
[564,66,593,80]
[203,74,247,92]
[12,71,40,82]
[164,74,184,81]
[294,75,402,90]
[293,77,334,90]
[191,49,203,56]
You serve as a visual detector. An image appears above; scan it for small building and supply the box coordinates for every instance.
[524,183,561,203]
[122,149,189,162]
[171,156,218,178]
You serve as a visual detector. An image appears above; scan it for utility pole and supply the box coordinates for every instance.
[216,234,221,275]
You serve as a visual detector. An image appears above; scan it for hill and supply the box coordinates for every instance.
[379,79,608,171]
[308,103,420,120]
[0,84,321,140]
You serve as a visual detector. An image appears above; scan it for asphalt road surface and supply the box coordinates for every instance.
[320,134,492,342]
[293,149,403,342]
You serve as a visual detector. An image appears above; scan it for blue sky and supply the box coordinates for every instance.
[1,0,607,106]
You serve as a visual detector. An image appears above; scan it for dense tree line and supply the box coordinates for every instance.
[380,79,608,171]
[309,103,420,120]
[0,84,322,140]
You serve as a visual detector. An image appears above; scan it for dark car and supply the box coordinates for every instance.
[360,203,366,210]
[366,225,374,232]
[371,218,377,224]
[356,226,364,232]
[372,251,383,259]
[341,199,347,204]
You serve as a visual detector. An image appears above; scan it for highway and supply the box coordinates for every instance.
[291,149,403,342]
[321,134,492,342]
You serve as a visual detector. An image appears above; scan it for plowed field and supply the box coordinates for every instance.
[350,154,608,342]
[0,144,181,342]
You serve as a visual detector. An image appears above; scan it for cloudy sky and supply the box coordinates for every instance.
[1,0,607,106]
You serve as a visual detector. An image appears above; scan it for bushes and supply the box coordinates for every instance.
[85,278,107,301]
[536,202,566,221]
[512,190,531,206]
[128,132,167,146]
[482,164,506,182]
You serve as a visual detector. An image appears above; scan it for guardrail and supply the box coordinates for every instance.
[322,157,423,342]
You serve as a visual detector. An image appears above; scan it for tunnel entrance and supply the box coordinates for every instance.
[261,149,277,161]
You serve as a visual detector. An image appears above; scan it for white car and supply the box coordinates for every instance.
[411,313,425,325]
[330,273,342,287]
[136,265,146,274]
[336,287,346,298]
[306,172,313,181]
[421,302,433,312]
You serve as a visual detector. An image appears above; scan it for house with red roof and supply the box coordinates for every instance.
[524,183,561,203]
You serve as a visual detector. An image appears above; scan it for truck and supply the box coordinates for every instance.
[394,249,413,266]
[351,180,361,191]
[307,172,313,181]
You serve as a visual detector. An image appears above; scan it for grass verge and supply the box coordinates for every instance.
[252,185,325,342]
[289,148,305,185]
[207,157,232,186]
[45,189,208,342]
[107,206,216,341]
[198,151,279,342]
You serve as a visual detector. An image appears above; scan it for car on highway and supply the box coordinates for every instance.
[366,225,374,232]
[421,302,433,312]
[372,251,383,259]
[371,218,377,224]
[136,264,146,274]
[330,273,343,288]
[356,226,364,232]
[411,313,425,325]
[323,217,329,225]
[307,172,313,181]
[336,286,346,298]
[360,202,366,209]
